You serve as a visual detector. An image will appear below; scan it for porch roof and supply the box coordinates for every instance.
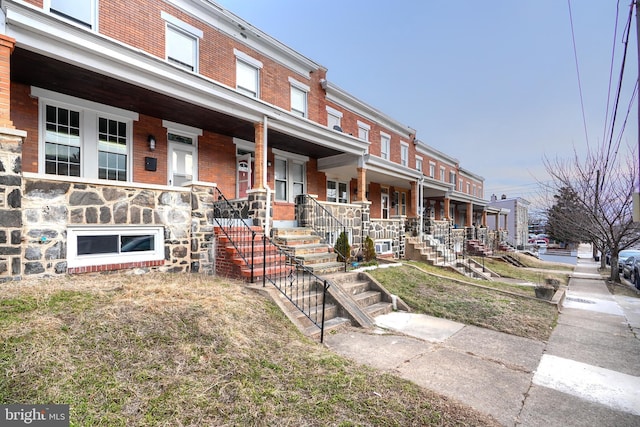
[5,2,368,160]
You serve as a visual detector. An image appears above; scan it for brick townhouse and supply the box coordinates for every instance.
[0,0,507,281]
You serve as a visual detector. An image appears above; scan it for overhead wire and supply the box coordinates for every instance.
[567,0,590,146]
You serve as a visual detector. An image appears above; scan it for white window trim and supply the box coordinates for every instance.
[33,87,137,181]
[326,106,343,119]
[67,225,164,268]
[440,167,446,182]
[375,239,393,255]
[234,49,264,69]
[357,121,370,142]
[162,12,202,73]
[272,148,308,203]
[162,120,203,137]
[380,132,391,160]
[161,12,204,38]
[415,155,423,172]
[400,141,409,167]
[289,79,309,118]
[326,179,350,204]
[45,0,98,30]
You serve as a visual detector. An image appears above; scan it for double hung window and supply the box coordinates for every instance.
[380,133,390,160]
[274,149,307,203]
[37,88,137,182]
[400,143,409,167]
[235,50,263,98]
[289,78,309,118]
[163,12,202,72]
[48,0,96,29]
[327,180,349,204]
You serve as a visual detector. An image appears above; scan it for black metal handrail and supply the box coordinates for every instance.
[296,194,348,271]
[261,235,330,343]
[212,187,257,283]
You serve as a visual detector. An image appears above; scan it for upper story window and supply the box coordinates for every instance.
[162,12,203,73]
[467,183,471,194]
[48,0,96,29]
[289,78,309,118]
[416,156,423,172]
[459,178,463,192]
[400,142,409,167]
[235,50,263,98]
[440,167,446,182]
[35,87,138,182]
[429,162,435,179]
[450,171,456,185]
[326,106,343,131]
[380,132,390,160]
[357,121,370,141]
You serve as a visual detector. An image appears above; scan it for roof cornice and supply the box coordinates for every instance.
[325,81,416,138]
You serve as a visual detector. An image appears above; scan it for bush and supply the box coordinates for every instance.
[363,236,376,262]
[334,231,351,263]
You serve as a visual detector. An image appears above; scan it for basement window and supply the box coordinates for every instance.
[375,239,393,255]
[67,226,164,268]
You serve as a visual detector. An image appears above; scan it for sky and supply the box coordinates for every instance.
[213,0,638,211]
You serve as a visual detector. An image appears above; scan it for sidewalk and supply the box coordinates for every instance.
[323,250,640,426]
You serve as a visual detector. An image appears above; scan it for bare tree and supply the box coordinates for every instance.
[542,142,639,282]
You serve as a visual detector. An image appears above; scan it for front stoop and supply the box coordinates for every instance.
[272,227,346,275]
[405,236,454,266]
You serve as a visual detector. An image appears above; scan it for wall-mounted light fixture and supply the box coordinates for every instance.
[148,135,156,151]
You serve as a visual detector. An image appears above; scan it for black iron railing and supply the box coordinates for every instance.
[261,235,330,343]
[212,187,257,283]
[295,194,348,271]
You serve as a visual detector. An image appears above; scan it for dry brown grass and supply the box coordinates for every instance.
[1,273,499,426]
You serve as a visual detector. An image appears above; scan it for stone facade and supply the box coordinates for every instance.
[20,176,200,277]
[368,217,406,259]
[0,129,26,282]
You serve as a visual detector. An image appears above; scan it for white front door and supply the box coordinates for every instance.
[168,142,197,186]
[381,192,390,219]
[236,153,253,198]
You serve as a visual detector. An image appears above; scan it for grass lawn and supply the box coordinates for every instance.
[0,273,499,426]
[368,262,559,341]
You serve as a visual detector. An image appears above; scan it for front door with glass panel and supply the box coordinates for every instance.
[381,191,390,219]
[236,153,254,198]
[168,141,196,186]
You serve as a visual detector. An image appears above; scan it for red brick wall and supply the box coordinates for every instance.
[10,82,38,173]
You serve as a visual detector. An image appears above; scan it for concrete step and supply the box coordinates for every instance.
[365,301,393,317]
[354,290,382,307]
[341,280,371,295]
[305,261,346,275]
[294,251,338,266]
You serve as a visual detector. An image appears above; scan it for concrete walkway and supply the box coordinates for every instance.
[323,246,640,426]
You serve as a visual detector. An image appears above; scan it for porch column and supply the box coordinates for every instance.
[503,212,508,230]
[443,197,450,220]
[356,166,367,201]
[409,180,417,217]
[0,34,27,280]
[253,121,265,189]
[482,210,487,227]
[466,202,473,226]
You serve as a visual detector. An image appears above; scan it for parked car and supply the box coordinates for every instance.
[617,249,640,271]
[622,256,637,279]
[634,262,640,290]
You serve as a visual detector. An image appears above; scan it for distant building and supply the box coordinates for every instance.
[486,195,530,248]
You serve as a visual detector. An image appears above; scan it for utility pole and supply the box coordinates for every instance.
[635,0,640,221]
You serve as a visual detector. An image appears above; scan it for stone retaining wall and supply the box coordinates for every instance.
[21,177,196,277]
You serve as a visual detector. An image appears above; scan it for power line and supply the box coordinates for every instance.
[567,0,590,145]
